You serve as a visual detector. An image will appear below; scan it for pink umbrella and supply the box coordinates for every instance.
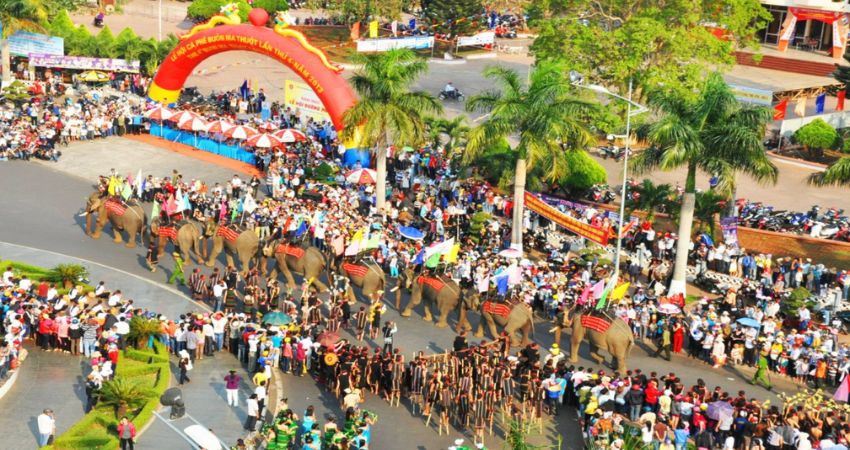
[178,116,208,131]
[246,133,283,148]
[144,105,173,121]
[345,168,377,185]
[224,125,259,140]
[273,128,308,143]
[206,119,234,134]
[169,110,201,126]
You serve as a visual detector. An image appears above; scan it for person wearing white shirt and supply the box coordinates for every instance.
[37,409,55,447]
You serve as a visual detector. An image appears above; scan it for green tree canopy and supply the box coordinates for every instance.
[794,118,838,150]
[0,0,47,38]
[187,0,251,21]
[421,0,483,38]
[528,0,771,96]
[304,0,406,22]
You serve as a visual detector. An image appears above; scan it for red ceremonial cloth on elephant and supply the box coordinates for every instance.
[581,315,611,333]
[159,226,177,240]
[105,200,126,216]
[418,276,445,292]
[216,226,240,242]
[275,244,305,258]
[342,262,368,277]
[482,301,511,318]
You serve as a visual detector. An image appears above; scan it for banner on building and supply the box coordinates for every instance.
[524,192,609,246]
[28,54,140,72]
[9,31,64,57]
[457,31,496,47]
[284,79,332,124]
[356,36,434,52]
[720,216,739,248]
[728,84,774,106]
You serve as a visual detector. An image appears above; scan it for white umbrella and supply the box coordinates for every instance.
[246,133,283,148]
[224,125,259,140]
[346,168,377,185]
[273,128,308,143]
[657,304,681,315]
[178,117,208,132]
[206,119,234,134]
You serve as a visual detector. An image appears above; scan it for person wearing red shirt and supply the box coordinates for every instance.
[116,416,137,450]
[644,380,660,412]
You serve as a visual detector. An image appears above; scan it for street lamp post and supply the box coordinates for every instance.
[571,75,648,283]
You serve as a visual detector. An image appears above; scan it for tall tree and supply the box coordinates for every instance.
[341,49,442,212]
[630,72,778,295]
[808,157,850,187]
[421,0,483,39]
[529,0,771,96]
[465,63,596,250]
[0,0,48,86]
[626,179,673,222]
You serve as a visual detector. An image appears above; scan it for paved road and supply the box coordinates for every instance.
[0,141,816,449]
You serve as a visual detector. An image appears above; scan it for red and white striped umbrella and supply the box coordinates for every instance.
[246,133,283,148]
[144,105,173,121]
[224,125,259,140]
[272,128,308,143]
[258,122,276,132]
[169,110,201,126]
[178,116,208,131]
[346,168,378,185]
[206,119,234,134]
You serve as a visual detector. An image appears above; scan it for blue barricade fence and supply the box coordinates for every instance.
[150,123,257,165]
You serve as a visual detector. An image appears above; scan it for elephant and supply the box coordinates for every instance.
[260,239,329,292]
[83,191,147,248]
[557,309,634,373]
[149,217,209,265]
[474,298,534,347]
[399,268,468,329]
[204,223,259,273]
[334,258,386,304]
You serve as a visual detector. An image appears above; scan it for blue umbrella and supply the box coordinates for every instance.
[398,226,425,240]
[262,312,292,326]
[736,317,761,329]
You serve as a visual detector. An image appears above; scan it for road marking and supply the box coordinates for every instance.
[0,241,211,312]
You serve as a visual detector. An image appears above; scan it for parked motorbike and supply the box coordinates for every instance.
[438,89,465,102]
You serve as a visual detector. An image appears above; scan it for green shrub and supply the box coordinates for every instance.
[187,0,251,21]
[47,263,89,288]
[782,287,812,314]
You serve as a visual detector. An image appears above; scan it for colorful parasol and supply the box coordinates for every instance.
[205,119,234,134]
[169,110,201,126]
[178,116,208,131]
[144,105,173,121]
[224,125,259,140]
[345,168,377,185]
[246,133,283,148]
[273,128,308,143]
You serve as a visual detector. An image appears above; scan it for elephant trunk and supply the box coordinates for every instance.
[85,213,93,235]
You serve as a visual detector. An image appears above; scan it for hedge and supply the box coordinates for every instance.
[45,341,171,450]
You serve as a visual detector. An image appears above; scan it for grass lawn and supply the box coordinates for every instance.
[296,26,356,63]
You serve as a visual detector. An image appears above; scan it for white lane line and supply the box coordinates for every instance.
[0,241,212,312]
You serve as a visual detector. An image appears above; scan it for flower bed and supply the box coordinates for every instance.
[45,342,171,450]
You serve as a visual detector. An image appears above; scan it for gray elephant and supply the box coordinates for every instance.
[260,239,329,292]
[149,218,208,264]
[474,299,534,347]
[335,259,386,303]
[205,223,259,273]
[559,310,634,373]
[83,191,147,248]
[400,268,469,329]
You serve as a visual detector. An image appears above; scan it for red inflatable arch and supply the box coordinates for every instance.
[148,9,356,131]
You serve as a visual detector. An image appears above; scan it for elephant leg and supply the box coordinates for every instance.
[191,239,203,264]
[570,326,585,363]
[199,238,208,259]
[486,317,500,340]
[588,342,604,365]
[112,224,123,244]
[157,237,167,257]
[474,314,486,338]
[281,265,297,290]
[435,303,450,328]
[422,302,433,322]
[124,224,138,248]
[346,285,357,304]
[518,322,531,347]
[224,253,235,270]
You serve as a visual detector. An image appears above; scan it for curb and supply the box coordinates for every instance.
[430,58,467,65]
[465,53,498,60]
[767,151,827,171]
[0,369,19,400]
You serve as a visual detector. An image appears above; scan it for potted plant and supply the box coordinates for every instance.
[127,316,163,349]
[98,378,150,418]
[47,263,90,289]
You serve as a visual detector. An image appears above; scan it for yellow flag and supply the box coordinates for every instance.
[443,243,461,264]
[611,282,630,301]
[107,176,119,196]
[369,20,379,38]
[351,228,364,245]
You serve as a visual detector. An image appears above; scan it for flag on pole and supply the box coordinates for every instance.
[834,375,850,402]
[369,20,379,38]
[773,99,788,120]
[578,284,592,305]
[495,271,509,295]
[425,252,441,269]
[425,238,454,260]
[243,193,257,214]
[838,90,846,112]
[595,279,616,310]
[591,279,606,299]
[507,263,522,285]
[443,243,461,263]
[794,98,806,117]
[611,282,631,301]
[151,200,160,220]
[121,182,133,200]
[182,192,190,212]
[816,94,826,114]
[477,275,490,293]
[413,249,425,265]
[135,169,143,197]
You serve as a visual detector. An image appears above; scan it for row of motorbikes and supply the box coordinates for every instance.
[737,201,850,241]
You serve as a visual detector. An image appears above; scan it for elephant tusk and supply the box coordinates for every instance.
[79,211,89,217]
[390,286,399,292]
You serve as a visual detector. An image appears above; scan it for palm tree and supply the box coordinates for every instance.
[627,179,673,222]
[692,190,727,237]
[631,72,778,295]
[808,157,850,187]
[431,116,470,158]
[0,0,47,86]
[341,49,443,212]
[465,63,596,250]
[127,316,162,349]
[98,378,150,418]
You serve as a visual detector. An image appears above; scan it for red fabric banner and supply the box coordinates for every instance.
[342,262,369,277]
[789,7,843,24]
[838,91,846,112]
[275,244,306,259]
[773,99,788,120]
[418,276,445,292]
[216,226,240,242]
[523,192,609,246]
[482,301,511,318]
[104,200,126,216]
[581,315,612,333]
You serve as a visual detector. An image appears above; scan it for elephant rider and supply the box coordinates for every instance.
[169,252,186,286]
